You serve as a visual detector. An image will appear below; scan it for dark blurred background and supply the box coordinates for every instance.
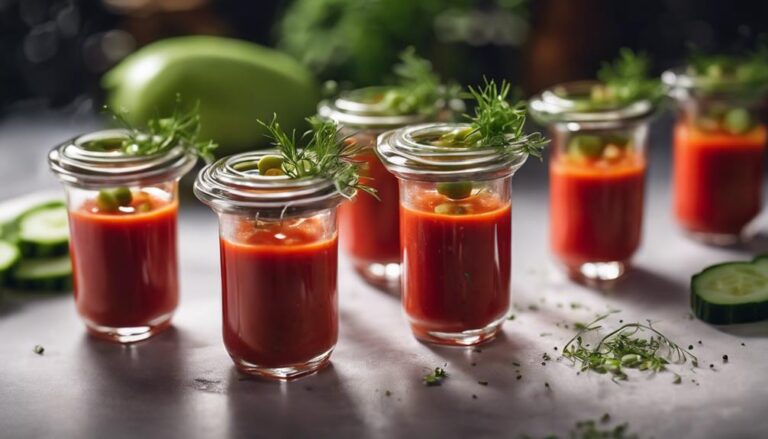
[1,0,766,113]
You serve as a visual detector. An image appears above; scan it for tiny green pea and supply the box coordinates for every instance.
[568,135,604,158]
[434,203,467,215]
[112,187,133,206]
[723,108,753,135]
[436,181,473,200]
[96,190,118,212]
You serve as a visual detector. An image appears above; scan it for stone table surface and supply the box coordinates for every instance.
[1,113,767,439]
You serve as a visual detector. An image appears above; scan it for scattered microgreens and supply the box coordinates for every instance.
[688,43,768,91]
[520,417,639,439]
[591,48,663,107]
[562,312,697,382]
[259,115,377,199]
[102,97,217,163]
[423,366,447,386]
[435,79,548,159]
[381,47,461,115]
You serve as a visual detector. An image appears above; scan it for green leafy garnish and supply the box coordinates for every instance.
[435,79,548,159]
[423,366,447,386]
[103,98,217,163]
[562,312,697,382]
[519,417,639,439]
[259,115,377,199]
[688,43,768,90]
[591,48,662,107]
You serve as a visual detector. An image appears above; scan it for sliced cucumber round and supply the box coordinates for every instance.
[691,260,768,325]
[11,255,72,292]
[0,240,21,285]
[17,204,69,258]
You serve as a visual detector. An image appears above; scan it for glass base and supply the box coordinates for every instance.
[232,347,333,381]
[409,315,506,346]
[354,260,401,291]
[84,312,174,344]
[684,229,743,246]
[566,261,628,288]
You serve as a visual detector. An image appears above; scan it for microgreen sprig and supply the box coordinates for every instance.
[381,47,460,115]
[437,79,549,159]
[103,97,217,163]
[592,48,663,106]
[562,312,697,382]
[259,115,377,199]
[423,366,447,386]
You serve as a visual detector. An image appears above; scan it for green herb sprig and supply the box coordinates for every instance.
[381,47,460,115]
[592,48,663,107]
[423,366,447,386]
[259,115,377,199]
[562,313,697,382]
[104,97,217,163]
[436,79,549,159]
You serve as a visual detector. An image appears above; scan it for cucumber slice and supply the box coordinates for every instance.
[11,255,72,292]
[17,204,69,258]
[0,240,21,285]
[691,260,768,324]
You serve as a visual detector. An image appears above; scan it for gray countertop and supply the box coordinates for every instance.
[1,113,767,439]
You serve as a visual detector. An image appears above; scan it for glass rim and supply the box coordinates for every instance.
[375,122,529,182]
[528,80,658,127]
[662,66,768,101]
[194,150,345,216]
[317,86,430,129]
[48,129,198,188]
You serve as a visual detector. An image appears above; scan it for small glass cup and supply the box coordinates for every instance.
[48,129,197,343]
[663,69,768,245]
[194,151,346,380]
[529,82,657,285]
[376,123,527,346]
[318,87,456,288]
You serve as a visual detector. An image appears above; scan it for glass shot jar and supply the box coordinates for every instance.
[376,123,527,346]
[318,87,452,289]
[663,69,767,245]
[529,82,657,285]
[194,151,345,380]
[48,129,197,343]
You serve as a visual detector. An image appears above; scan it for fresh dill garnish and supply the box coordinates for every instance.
[103,97,217,163]
[591,48,662,107]
[423,366,447,386]
[259,115,377,199]
[562,312,697,382]
[435,79,548,159]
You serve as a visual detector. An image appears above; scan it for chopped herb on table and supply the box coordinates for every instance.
[519,417,640,439]
[562,313,697,381]
[33,345,44,355]
[423,367,447,386]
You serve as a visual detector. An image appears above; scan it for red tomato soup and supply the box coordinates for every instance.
[68,192,179,330]
[220,217,338,369]
[339,149,400,266]
[400,191,511,339]
[550,151,645,268]
[673,122,767,235]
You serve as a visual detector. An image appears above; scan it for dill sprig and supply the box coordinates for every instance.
[562,312,697,382]
[423,366,447,386]
[437,79,548,159]
[103,97,217,163]
[592,48,662,106]
[382,47,460,115]
[259,115,377,199]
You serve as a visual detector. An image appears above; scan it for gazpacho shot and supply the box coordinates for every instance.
[318,48,460,289]
[47,106,213,343]
[530,49,661,285]
[195,117,372,380]
[376,80,547,346]
[663,47,768,245]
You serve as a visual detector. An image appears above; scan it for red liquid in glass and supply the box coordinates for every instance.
[550,153,645,268]
[673,122,766,235]
[400,191,511,338]
[69,195,178,330]
[220,218,338,368]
